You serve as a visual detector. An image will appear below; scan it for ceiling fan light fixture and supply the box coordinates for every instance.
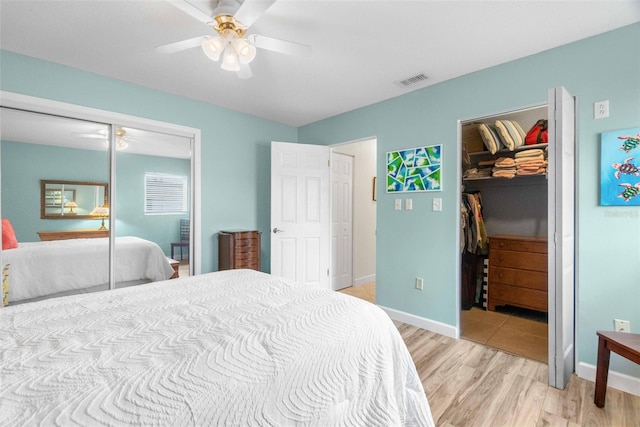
[233,38,256,64]
[202,36,225,61]
[221,46,241,71]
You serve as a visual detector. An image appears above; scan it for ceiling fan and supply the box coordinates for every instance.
[73,128,132,150]
[156,0,312,79]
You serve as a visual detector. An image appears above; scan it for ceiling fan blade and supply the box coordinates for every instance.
[248,34,312,57]
[167,0,213,24]
[237,63,253,79]
[233,0,276,28]
[156,36,209,54]
[72,133,106,139]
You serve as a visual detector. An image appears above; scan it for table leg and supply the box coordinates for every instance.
[594,336,611,408]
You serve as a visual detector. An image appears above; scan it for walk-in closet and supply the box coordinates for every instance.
[460,105,550,363]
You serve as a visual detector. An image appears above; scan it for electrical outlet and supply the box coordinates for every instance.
[614,319,630,333]
[594,100,609,119]
[415,277,423,290]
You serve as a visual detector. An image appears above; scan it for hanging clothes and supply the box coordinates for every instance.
[460,191,488,310]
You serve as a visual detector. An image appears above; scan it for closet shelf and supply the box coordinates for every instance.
[468,143,548,158]
[463,174,547,187]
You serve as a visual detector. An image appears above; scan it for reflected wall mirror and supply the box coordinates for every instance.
[40,180,108,219]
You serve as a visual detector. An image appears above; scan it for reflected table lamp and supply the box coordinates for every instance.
[64,201,78,215]
[90,206,109,231]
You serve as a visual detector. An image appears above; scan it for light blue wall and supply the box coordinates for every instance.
[1,141,191,256]
[299,24,640,376]
[0,50,298,273]
[115,152,190,256]
[1,140,109,241]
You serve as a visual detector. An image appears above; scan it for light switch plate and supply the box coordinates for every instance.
[394,199,402,210]
[432,198,442,211]
[405,199,413,210]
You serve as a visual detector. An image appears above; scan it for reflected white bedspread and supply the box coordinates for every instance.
[3,236,175,303]
[0,269,434,426]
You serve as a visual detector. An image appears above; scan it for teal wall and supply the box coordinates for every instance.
[114,152,190,256]
[1,23,639,378]
[299,23,640,376]
[0,49,298,273]
[1,140,109,241]
[1,141,190,256]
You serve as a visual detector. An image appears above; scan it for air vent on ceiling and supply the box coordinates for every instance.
[394,73,428,89]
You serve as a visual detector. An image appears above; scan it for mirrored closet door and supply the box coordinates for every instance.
[113,125,193,284]
[1,107,111,303]
[1,102,198,305]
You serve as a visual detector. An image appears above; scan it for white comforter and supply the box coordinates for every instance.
[0,269,434,426]
[3,236,175,303]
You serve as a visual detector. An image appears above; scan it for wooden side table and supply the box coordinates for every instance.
[594,330,640,407]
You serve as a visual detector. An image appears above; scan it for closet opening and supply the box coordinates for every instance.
[459,105,550,364]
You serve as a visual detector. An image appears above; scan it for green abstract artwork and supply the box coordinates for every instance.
[386,145,442,193]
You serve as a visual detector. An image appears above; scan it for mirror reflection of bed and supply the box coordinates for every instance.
[1,108,193,305]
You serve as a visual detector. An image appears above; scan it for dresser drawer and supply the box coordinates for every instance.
[490,236,547,254]
[489,249,547,272]
[232,232,260,242]
[218,230,261,271]
[489,266,547,291]
[489,283,547,312]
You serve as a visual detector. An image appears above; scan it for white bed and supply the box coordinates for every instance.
[2,236,175,304]
[0,269,434,426]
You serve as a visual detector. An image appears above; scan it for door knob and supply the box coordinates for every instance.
[273,227,285,234]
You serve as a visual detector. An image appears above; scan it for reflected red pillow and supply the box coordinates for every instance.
[2,219,18,250]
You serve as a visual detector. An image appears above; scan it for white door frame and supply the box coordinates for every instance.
[455,89,577,388]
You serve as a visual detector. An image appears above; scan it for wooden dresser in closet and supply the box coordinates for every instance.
[218,230,261,271]
[488,235,548,313]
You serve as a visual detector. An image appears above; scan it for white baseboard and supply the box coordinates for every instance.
[378,305,458,339]
[354,274,376,286]
[576,362,640,398]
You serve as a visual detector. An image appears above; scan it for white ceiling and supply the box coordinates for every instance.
[1,107,193,158]
[1,1,639,127]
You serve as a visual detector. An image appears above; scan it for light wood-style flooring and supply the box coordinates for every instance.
[339,283,640,426]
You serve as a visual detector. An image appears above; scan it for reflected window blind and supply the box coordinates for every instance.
[144,172,188,215]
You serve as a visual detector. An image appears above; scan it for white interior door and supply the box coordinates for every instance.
[331,152,353,291]
[271,141,330,288]
[547,86,576,389]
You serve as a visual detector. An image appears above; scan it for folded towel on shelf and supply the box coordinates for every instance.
[495,157,516,167]
[517,168,546,176]
[515,159,547,167]
[492,169,517,178]
[515,149,545,159]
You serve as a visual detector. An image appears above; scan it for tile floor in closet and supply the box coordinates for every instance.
[339,282,548,363]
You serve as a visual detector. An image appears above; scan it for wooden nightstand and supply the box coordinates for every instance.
[168,258,180,279]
